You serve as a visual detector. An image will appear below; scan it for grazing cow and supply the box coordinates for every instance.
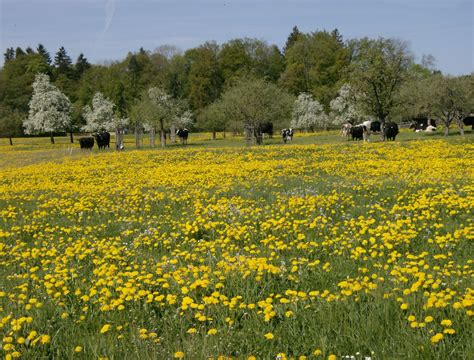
[384,122,399,141]
[176,128,189,144]
[409,118,436,132]
[341,123,352,138]
[350,125,365,141]
[78,137,94,150]
[463,116,474,129]
[259,122,274,138]
[93,131,110,149]
[281,128,294,143]
[370,121,381,133]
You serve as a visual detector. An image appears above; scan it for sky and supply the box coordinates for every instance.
[0,0,473,75]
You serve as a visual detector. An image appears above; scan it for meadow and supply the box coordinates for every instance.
[0,130,473,359]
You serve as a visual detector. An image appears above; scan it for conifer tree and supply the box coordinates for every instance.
[37,44,51,64]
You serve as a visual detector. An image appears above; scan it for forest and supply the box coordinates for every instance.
[0,27,472,144]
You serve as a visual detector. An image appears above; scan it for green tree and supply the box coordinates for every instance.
[218,39,250,83]
[15,47,25,58]
[3,47,15,62]
[198,101,229,140]
[284,26,303,55]
[54,46,73,78]
[74,53,91,79]
[218,38,284,84]
[184,42,223,110]
[432,75,473,136]
[0,106,23,145]
[215,77,293,145]
[37,44,51,64]
[349,37,413,138]
[280,30,350,109]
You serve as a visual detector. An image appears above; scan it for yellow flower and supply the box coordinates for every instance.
[75,346,83,352]
[264,332,274,340]
[440,319,452,327]
[313,349,322,356]
[425,316,433,323]
[430,333,444,344]
[207,328,217,335]
[186,328,197,334]
[328,355,337,360]
[40,335,51,344]
[174,351,185,358]
[100,324,111,334]
[400,303,408,310]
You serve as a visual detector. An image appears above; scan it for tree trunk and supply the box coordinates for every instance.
[160,119,166,147]
[135,127,142,148]
[69,131,74,143]
[115,129,123,150]
[223,131,226,139]
[212,131,216,140]
[9,137,13,146]
[444,124,449,136]
[254,128,263,145]
[170,124,176,143]
[50,133,55,144]
[380,120,386,141]
[457,118,464,136]
[150,128,155,148]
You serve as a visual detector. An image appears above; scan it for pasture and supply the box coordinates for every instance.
[0,131,473,359]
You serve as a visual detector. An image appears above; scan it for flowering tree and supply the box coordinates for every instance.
[23,73,72,144]
[174,110,193,129]
[82,92,129,149]
[329,84,367,126]
[291,93,328,131]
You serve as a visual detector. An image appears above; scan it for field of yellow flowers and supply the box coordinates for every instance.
[0,138,473,359]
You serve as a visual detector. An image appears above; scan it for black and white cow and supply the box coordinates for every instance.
[281,128,294,143]
[78,137,94,150]
[341,123,352,138]
[409,118,437,132]
[176,128,189,144]
[384,122,399,141]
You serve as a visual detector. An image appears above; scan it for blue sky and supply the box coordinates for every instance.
[1,0,472,75]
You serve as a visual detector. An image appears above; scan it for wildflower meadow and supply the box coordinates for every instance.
[0,135,473,359]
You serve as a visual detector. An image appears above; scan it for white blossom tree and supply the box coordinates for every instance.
[24,73,72,144]
[329,84,367,126]
[170,109,193,143]
[291,93,328,131]
[82,92,129,150]
[174,109,193,129]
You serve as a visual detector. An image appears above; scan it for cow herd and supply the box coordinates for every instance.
[80,116,474,150]
[341,120,399,141]
[78,130,110,150]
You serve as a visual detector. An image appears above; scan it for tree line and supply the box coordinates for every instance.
[0,27,472,145]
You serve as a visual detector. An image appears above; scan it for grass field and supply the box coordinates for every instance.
[0,130,473,359]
